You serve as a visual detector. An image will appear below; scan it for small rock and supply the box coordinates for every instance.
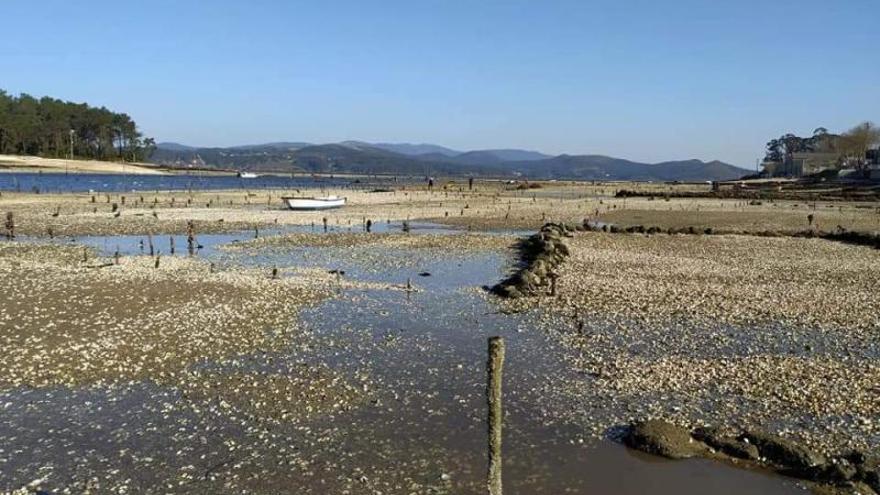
[693,427,759,461]
[740,431,826,474]
[623,419,705,460]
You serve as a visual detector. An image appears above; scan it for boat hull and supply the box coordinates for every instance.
[283,197,346,210]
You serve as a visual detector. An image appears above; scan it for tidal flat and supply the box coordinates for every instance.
[0,181,877,494]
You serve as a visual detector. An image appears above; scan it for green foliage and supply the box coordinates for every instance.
[764,123,878,168]
[764,129,837,163]
[0,89,155,161]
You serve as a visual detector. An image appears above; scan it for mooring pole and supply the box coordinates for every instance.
[487,336,505,495]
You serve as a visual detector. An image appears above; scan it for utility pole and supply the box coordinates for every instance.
[68,129,75,175]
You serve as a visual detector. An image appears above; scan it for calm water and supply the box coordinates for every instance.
[0,172,401,193]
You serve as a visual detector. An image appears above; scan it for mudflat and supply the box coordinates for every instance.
[1,179,878,494]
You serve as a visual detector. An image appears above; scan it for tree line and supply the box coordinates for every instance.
[765,122,880,170]
[0,90,155,162]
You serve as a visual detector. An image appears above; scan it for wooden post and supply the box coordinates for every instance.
[487,336,505,495]
[187,220,196,256]
[4,212,13,239]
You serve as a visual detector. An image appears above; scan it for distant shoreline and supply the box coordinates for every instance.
[0,154,169,175]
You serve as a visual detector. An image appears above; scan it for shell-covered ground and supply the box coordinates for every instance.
[1,181,878,237]
[0,243,343,388]
[0,241,387,494]
[1,184,879,494]
[526,232,880,456]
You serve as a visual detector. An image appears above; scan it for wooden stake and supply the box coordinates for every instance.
[487,336,505,495]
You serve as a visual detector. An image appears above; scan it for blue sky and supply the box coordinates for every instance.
[2,0,878,167]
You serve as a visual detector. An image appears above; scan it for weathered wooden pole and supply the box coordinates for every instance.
[487,336,505,495]
[4,212,14,239]
[186,220,196,256]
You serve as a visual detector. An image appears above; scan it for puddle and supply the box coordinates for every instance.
[37,221,465,258]
[275,254,805,493]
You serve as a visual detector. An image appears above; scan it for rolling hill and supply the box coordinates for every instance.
[150,141,748,181]
[368,142,461,157]
[507,155,748,181]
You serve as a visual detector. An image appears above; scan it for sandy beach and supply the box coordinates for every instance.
[0,154,168,175]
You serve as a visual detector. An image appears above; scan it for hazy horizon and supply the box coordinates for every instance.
[3,0,878,168]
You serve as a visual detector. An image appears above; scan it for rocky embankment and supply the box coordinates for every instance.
[581,220,880,249]
[625,420,879,495]
[614,186,880,202]
[490,222,573,298]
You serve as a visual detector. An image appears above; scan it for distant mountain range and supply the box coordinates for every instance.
[152,141,748,181]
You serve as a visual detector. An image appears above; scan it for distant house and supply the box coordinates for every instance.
[868,148,880,166]
[786,152,839,176]
[864,148,880,180]
[763,152,838,177]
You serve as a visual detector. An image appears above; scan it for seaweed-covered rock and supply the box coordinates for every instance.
[851,454,880,492]
[625,424,875,493]
[491,284,523,299]
[623,420,705,460]
[809,481,878,495]
[812,459,859,483]
[864,470,880,493]
[490,222,572,298]
[692,427,759,461]
[740,431,826,474]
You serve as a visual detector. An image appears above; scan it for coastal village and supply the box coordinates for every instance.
[759,124,880,180]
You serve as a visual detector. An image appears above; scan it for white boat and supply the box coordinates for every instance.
[282,195,346,210]
[237,171,259,179]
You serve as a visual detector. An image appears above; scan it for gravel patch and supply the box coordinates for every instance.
[517,232,880,456]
